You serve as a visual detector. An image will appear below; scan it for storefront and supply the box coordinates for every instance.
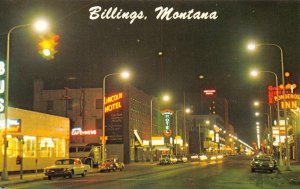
[0,107,69,172]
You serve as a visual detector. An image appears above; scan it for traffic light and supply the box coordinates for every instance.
[37,33,59,60]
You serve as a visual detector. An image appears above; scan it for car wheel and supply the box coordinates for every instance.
[81,171,86,177]
[48,176,52,180]
[251,168,255,172]
[270,169,273,173]
[69,171,73,178]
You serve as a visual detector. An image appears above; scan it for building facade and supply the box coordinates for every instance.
[33,81,182,163]
[0,107,69,172]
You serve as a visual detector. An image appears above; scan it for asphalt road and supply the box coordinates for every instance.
[12,155,298,189]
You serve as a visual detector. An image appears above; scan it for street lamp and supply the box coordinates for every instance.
[2,19,49,181]
[101,71,130,163]
[174,107,191,156]
[150,94,170,163]
[250,69,282,165]
[248,42,289,170]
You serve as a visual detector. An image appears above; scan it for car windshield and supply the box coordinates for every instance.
[254,156,270,161]
[55,159,74,165]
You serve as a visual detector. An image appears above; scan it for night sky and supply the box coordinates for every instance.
[0,0,299,144]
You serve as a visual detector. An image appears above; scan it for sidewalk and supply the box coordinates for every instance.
[0,168,100,188]
[277,161,300,185]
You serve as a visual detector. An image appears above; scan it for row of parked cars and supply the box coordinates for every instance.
[159,155,188,165]
[44,157,125,180]
[190,154,224,161]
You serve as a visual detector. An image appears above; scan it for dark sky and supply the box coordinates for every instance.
[0,0,299,144]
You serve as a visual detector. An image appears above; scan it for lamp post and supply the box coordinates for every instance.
[174,107,191,156]
[101,71,129,163]
[2,20,49,181]
[248,43,289,170]
[251,70,282,165]
[150,94,170,162]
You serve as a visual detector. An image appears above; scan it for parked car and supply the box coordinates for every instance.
[251,154,277,173]
[159,155,171,165]
[99,158,125,172]
[170,155,178,164]
[44,158,90,180]
[190,154,199,161]
[176,155,188,163]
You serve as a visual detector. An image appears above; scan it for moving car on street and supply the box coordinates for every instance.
[44,158,90,180]
[99,158,125,172]
[251,154,277,173]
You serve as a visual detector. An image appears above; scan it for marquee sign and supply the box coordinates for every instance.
[71,128,97,136]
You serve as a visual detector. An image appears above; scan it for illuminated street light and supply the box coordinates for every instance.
[255,112,260,116]
[101,71,130,163]
[247,42,288,169]
[253,101,260,107]
[33,19,49,33]
[162,94,170,102]
[174,107,192,155]
[2,19,50,181]
[250,69,280,163]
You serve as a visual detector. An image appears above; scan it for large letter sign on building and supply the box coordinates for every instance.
[161,109,174,137]
[0,61,5,113]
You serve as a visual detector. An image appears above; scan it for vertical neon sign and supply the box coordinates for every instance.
[161,109,173,137]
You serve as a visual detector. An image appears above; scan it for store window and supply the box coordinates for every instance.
[6,135,19,157]
[53,138,66,157]
[23,136,36,157]
[39,137,54,157]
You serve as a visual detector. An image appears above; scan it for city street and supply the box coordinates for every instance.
[9,156,298,189]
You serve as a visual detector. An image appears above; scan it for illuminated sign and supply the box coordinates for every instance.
[267,85,297,104]
[71,128,97,136]
[104,92,123,113]
[203,89,216,96]
[161,109,173,137]
[273,93,300,109]
[0,119,21,133]
[0,61,6,113]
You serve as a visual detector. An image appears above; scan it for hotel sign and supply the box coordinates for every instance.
[161,109,173,137]
[104,92,123,113]
[274,93,300,109]
[105,92,124,144]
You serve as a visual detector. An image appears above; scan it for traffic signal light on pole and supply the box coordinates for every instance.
[37,33,59,60]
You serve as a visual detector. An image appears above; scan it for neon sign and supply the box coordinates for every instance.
[203,89,216,96]
[71,128,97,136]
[104,92,123,113]
[161,109,173,137]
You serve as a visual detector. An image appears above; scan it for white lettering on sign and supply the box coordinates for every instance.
[71,128,97,136]
[155,7,218,21]
[89,6,147,24]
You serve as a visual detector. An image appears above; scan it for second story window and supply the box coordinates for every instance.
[95,99,102,109]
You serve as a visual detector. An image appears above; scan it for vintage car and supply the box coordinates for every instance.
[44,158,90,180]
[251,154,277,173]
[99,158,125,172]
